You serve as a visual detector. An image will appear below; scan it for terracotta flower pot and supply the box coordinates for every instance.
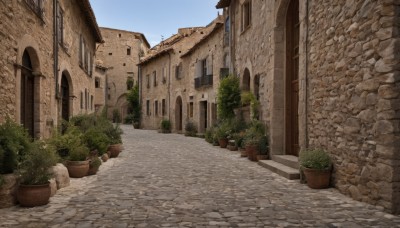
[302,167,331,189]
[246,144,259,161]
[17,183,51,207]
[66,160,90,178]
[218,138,228,148]
[108,144,122,158]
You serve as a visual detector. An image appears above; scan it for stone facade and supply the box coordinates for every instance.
[217,0,400,214]
[96,28,150,122]
[0,0,102,138]
[93,65,108,113]
[139,24,220,130]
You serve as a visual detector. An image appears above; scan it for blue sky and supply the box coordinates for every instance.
[89,0,222,47]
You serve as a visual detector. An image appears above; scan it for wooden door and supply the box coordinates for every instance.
[61,74,70,121]
[286,0,299,156]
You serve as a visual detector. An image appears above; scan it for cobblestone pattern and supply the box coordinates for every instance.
[0,125,399,227]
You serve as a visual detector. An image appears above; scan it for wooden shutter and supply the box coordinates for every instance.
[79,35,83,66]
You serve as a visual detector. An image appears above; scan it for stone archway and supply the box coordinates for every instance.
[20,48,40,138]
[175,96,183,131]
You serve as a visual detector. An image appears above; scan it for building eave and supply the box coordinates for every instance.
[216,0,231,9]
[77,0,104,43]
[138,47,173,66]
[181,23,223,58]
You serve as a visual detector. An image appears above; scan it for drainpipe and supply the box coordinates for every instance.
[305,0,309,148]
[53,0,59,122]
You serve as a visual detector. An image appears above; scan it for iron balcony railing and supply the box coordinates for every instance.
[194,74,213,89]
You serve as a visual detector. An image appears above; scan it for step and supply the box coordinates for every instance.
[258,160,300,180]
[272,155,299,169]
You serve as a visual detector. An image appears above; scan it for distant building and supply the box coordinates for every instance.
[96,28,150,122]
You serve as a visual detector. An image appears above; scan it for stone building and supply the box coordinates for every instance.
[96,28,150,122]
[138,24,219,130]
[217,0,400,214]
[93,65,108,113]
[180,21,225,133]
[0,0,102,138]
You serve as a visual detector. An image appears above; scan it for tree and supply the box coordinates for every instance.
[217,75,241,120]
[126,83,141,124]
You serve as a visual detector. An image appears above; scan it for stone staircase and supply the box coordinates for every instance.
[258,155,300,180]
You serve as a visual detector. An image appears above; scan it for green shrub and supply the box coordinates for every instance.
[124,114,135,124]
[217,75,241,120]
[0,118,32,174]
[112,109,121,123]
[160,119,171,133]
[18,141,58,185]
[70,114,96,133]
[83,128,110,155]
[300,149,331,170]
[89,156,102,169]
[241,91,260,120]
[184,121,197,137]
[48,125,85,159]
[127,84,141,124]
[205,127,214,143]
[95,116,123,144]
[243,120,268,154]
[68,146,89,161]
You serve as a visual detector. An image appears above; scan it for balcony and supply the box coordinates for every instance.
[194,74,213,89]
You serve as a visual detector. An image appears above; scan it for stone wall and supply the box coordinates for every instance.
[96,28,149,122]
[181,24,225,133]
[0,0,101,138]
[306,0,400,213]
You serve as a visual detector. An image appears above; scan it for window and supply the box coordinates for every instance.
[175,63,183,80]
[146,74,150,88]
[189,102,194,118]
[162,67,167,84]
[202,59,207,77]
[123,63,126,66]
[24,0,44,19]
[126,77,134,90]
[95,77,100,88]
[57,6,64,46]
[109,53,112,55]
[79,35,93,76]
[91,96,94,110]
[146,100,150,116]
[127,48,131,55]
[80,91,83,109]
[155,100,158,116]
[118,34,121,38]
[162,99,166,116]
[241,0,252,32]
[85,89,88,110]
[153,71,157,87]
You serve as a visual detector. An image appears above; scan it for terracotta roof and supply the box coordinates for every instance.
[216,0,231,9]
[100,27,150,48]
[77,0,103,43]
[138,47,173,66]
[181,22,223,58]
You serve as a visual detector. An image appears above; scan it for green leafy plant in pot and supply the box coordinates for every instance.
[299,149,332,189]
[17,141,58,207]
[87,156,102,176]
[160,119,171,133]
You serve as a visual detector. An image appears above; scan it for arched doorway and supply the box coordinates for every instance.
[175,96,183,131]
[242,68,250,91]
[21,50,35,137]
[61,72,70,121]
[285,0,299,156]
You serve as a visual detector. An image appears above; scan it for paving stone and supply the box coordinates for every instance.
[0,126,399,226]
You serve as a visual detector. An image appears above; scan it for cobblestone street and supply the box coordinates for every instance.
[0,125,399,227]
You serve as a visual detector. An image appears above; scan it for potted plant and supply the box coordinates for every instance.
[82,127,110,156]
[66,146,90,178]
[256,135,269,160]
[243,120,266,161]
[16,141,58,207]
[160,119,171,133]
[87,156,102,176]
[299,149,332,189]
